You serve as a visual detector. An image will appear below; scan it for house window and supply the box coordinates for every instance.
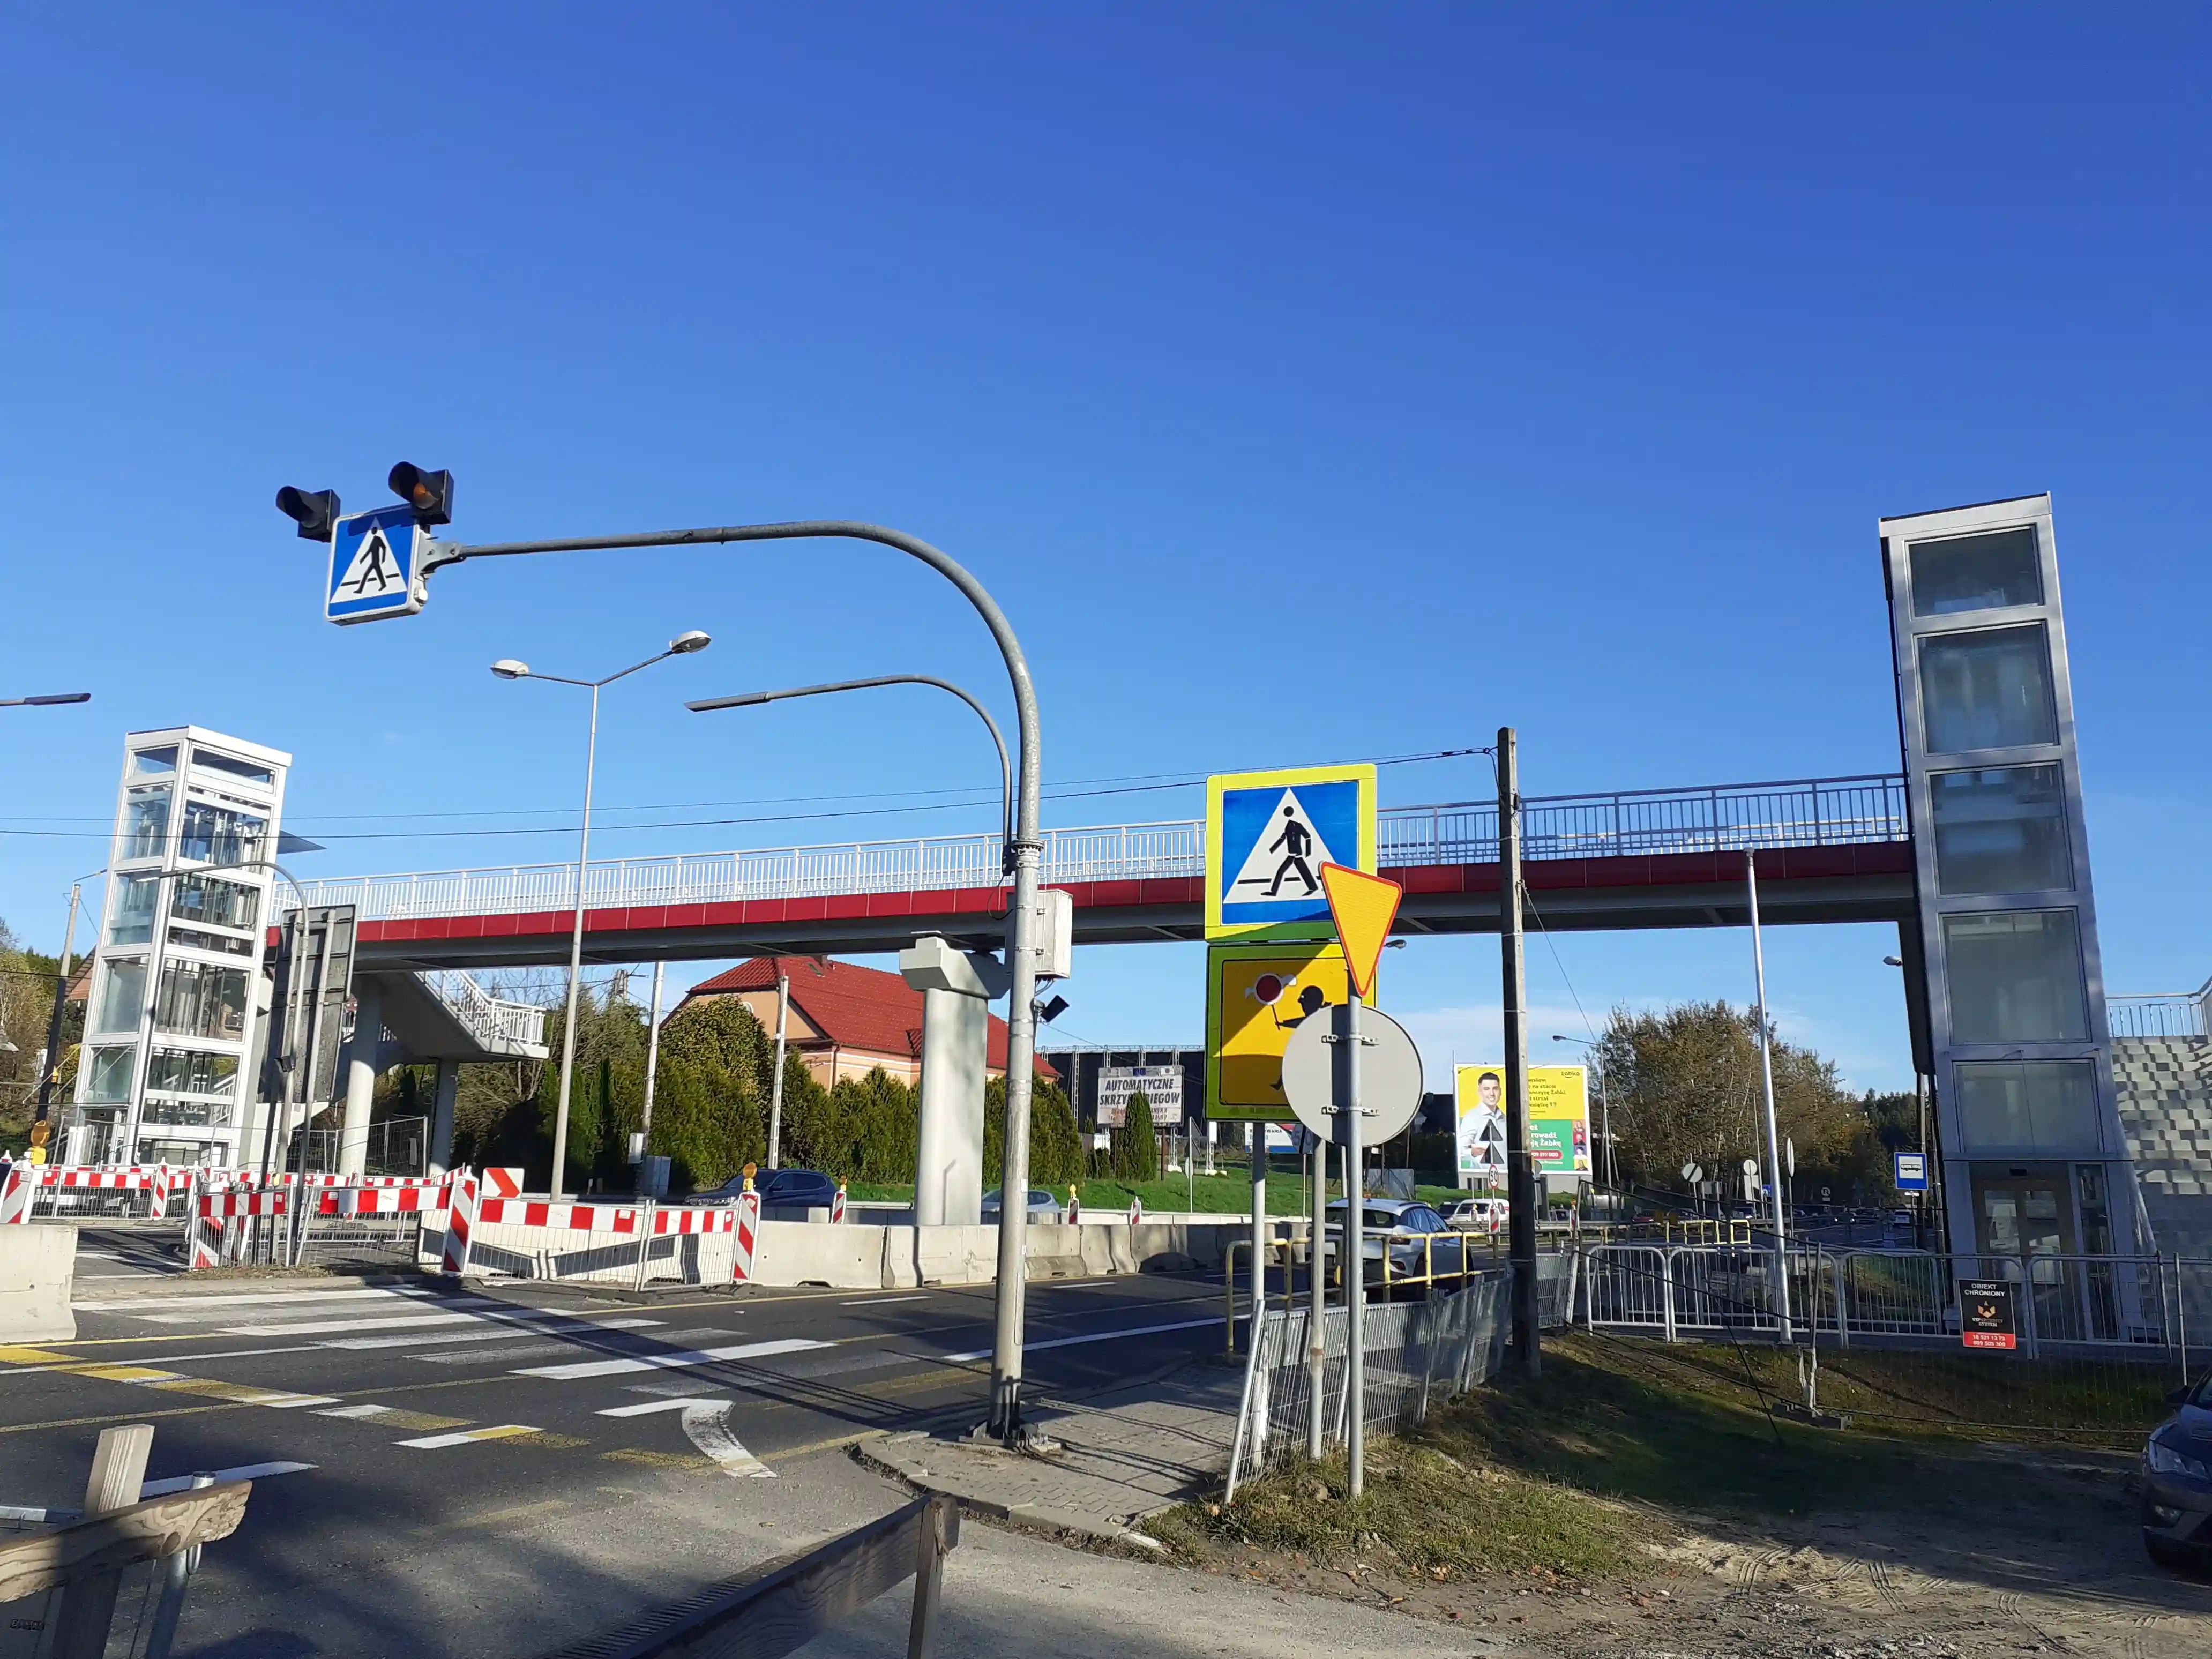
[80,1045,138,1104]
[171,872,259,931]
[145,1048,241,1097]
[119,784,171,861]
[177,800,267,867]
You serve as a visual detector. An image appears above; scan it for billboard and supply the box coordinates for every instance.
[1205,940,1356,1121]
[1456,1064,1589,1180]
[1097,1064,1184,1127]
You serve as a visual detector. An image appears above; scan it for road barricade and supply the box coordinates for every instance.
[461,1193,738,1287]
[2,1163,183,1223]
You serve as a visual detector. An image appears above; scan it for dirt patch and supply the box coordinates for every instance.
[1141,1339,2212,1656]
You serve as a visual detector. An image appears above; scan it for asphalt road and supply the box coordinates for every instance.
[3,1243,1259,1658]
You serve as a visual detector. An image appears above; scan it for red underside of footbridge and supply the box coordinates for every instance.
[338,841,1917,972]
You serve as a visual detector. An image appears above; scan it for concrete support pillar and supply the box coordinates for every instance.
[336,981,383,1178]
[900,936,1011,1228]
[428,1058,460,1179]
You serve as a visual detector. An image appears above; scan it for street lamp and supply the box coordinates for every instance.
[494,631,712,1198]
[0,692,91,708]
[1551,1034,1615,1194]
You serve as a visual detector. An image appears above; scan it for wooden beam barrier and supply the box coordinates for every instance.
[0,1481,251,1606]
[541,1493,960,1659]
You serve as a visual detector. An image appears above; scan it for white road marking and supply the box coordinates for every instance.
[515,1336,828,1382]
[596,1396,731,1417]
[85,1287,437,1314]
[939,1316,1217,1364]
[839,1293,930,1305]
[330,1315,662,1352]
[256,1393,343,1408]
[682,1400,774,1478]
[219,1310,507,1337]
[141,1461,316,1496]
[314,1403,393,1419]
[398,1425,540,1449]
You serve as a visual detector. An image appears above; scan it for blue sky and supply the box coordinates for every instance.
[3,7,2207,1094]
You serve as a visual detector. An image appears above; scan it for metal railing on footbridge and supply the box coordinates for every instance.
[295,773,1909,924]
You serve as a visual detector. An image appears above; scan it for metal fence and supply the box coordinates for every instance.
[2110,988,2212,1038]
[296,774,1909,922]
[1579,1242,2209,1441]
[1225,1273,1512,1497]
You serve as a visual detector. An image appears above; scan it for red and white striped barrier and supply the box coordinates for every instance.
[831,1184,847,1225]
[731,1190,762,1284]
[0,1165,31,1226]
[484,1167,525,1199]
[1066,1186,1081,1225]
[472,1198,735,1236]
[317,1185,450,1217]
[441,1170,480,1277]
[198,1190,288,1220]
[1129,1194,1142,1227]
[186,1188,290,1270]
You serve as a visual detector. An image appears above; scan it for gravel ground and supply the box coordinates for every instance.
[1138,1444,2212,1657]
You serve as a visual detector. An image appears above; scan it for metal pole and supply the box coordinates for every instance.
[1249,1123,1266,1351]
[1308,1130,1327,1460]
[1746,849,1793,1340]
[640,961,666,1148]
[550,683,601,1199]
[32,881,81,1142]
[1500,728,1540,1375]
[1343,993,1367,1497]
[767,967,790,1169]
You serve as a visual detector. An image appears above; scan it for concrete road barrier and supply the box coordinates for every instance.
[0,1221,78,1342]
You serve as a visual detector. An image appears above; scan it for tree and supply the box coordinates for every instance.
[1593,1000,1868,1196]
[983,1072,1083,1191]
[1112,1090,1160,1183]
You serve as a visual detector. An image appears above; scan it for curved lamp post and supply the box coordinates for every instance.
[491,632,712,1198]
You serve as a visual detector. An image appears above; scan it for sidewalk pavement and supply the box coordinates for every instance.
[861,1356,1246,1546]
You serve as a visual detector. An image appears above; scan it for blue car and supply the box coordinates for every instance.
[2142,1370,2212,1568]
[689,1168,840,1210]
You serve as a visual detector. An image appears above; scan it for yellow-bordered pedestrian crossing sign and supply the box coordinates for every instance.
[1205,763,1376,940]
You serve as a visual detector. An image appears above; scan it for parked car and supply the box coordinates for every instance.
[1887,1208,1914,1231]
[2142,1371,2212,1567]
[1444,1197,1508,1236]
[1321,1198,1473,1291]
[689,1168,840,1210]
[981,1187,1064,1223]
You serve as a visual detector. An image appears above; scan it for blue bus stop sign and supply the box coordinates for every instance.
[1894,1151,1929,1192]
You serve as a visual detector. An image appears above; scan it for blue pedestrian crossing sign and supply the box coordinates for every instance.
[326,505,428,625]
[1206,763,1377,940]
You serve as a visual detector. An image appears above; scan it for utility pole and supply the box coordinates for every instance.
[31,882,84,1156]
[1746,850,1793,1341]
[1499,728,1540,1375]
[767,966,790,1169]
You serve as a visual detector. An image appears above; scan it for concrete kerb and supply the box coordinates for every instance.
[855,1433,1170,1555]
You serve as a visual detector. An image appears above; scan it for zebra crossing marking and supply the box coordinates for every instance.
[398,1425,542,1449]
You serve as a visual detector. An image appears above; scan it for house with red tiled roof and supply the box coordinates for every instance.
[675,956,1049,1089]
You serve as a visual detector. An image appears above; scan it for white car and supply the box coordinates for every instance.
[1444,1197,1508,1235]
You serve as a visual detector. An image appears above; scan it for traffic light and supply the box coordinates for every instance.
[388,462,454,527]
[275,486,342,541]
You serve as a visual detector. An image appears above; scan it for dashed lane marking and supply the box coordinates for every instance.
[596,1397,731,1418]
[85,1287,437,1314]
[840,1294,931,1305]
[514,1336,829,1382]
[398,1425,542,1449]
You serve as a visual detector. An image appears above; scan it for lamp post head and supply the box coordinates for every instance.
[1882,955,1904,967]
[668,630,712,655]
[490,660,530,681]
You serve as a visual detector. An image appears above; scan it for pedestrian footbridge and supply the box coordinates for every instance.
[294,773,1913,970]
